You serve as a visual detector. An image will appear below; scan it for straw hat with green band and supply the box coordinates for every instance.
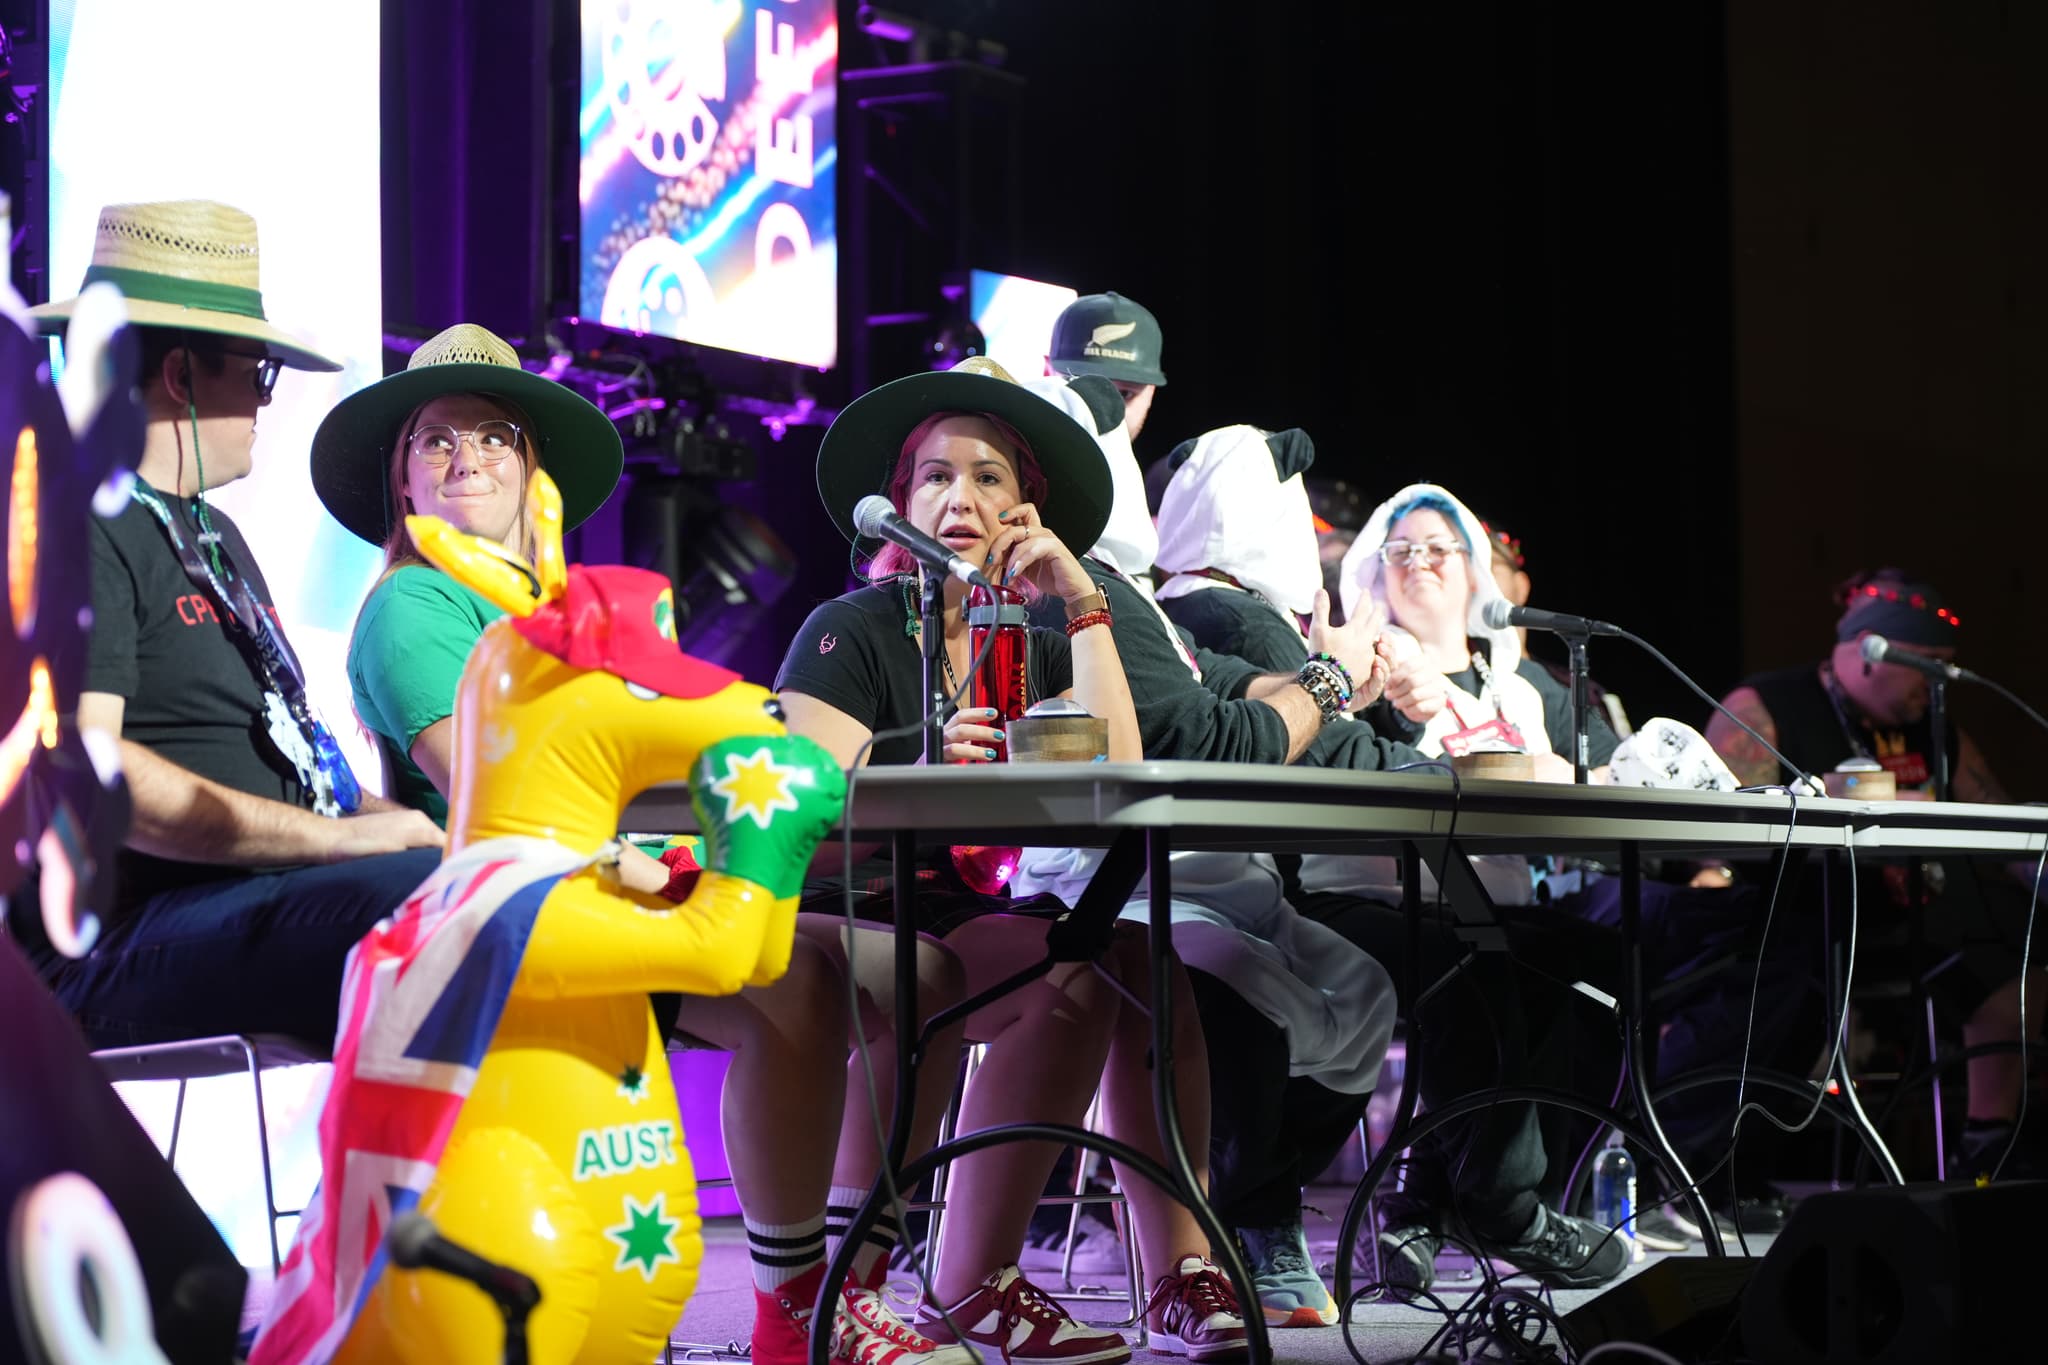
[311,323,624,545]
[816,356,1114,558]
[29,199,341,372]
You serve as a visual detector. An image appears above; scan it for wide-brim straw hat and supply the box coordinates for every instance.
[311,323,624,545]
[816,356,1113,557]
[28,200,341,372]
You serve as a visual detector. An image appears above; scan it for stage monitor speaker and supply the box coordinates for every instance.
[1738,1179,2041,1363]
[1560,1254,1754,1359]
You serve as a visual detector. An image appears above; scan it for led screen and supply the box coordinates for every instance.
[580,0,838,369]
[971,268,1078,383]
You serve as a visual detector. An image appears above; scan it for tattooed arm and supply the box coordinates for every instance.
[1948,729,2043,888]
[1705,685,1786,789]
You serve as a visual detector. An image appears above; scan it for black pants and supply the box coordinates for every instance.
[1192,967,1375,1231]
[1287,892,1567,1240]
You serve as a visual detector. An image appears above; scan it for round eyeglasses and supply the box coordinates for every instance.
[1378,539,1466,569]
[409,420,524,468]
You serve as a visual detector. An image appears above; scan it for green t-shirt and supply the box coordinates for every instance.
[347,565,504,825]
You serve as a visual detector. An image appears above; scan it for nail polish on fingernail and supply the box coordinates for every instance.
[992,730,1005,740]
[984,748,998,759]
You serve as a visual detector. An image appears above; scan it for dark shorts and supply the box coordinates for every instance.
[800,863,1070,939]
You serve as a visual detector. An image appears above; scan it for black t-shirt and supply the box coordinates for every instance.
[774,581,1075,767]
[89,487,303,905]
[1744,664,1952,793]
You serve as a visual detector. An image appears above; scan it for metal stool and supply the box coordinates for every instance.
[92,1032,328,1274]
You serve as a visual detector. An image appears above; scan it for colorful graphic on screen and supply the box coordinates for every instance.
[971,269,1079,384]
[580,0,838,370]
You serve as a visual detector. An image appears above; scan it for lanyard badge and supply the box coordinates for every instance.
[129,485,362,816]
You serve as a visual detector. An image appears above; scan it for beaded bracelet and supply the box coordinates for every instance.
[1064,608,1114,637]
[1309,650,1355,698]
[1303,656,1353,707]
[1295,659,1348,724]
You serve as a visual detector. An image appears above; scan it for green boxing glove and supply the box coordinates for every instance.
[690,734,848,900]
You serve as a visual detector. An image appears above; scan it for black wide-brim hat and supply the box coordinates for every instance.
[312,323,623,545]
[816,357,1114,557]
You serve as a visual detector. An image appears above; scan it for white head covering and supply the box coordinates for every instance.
[1152,425,1322,619]
[1021,374,1156,578]
[1339,481,1521,669]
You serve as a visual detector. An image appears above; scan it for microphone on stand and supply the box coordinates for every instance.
[854,495,995,590]
[1482,597,1819,794]
[1859,633,1977,683]
[386,1211,541,1312]
[1481,599,1623,639]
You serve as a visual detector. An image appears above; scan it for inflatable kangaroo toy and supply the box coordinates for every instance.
[252,471,845,1365]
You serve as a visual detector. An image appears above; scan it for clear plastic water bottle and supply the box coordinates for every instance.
[1590,1129,1642,1262]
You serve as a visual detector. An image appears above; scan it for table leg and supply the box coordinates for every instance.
[809,830,925,1365]
[1146,828,1272,1364]
[1620,843,1722,1252]
[1821,845,1904,1185]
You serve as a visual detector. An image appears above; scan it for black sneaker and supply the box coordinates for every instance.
[1475,1205,1628,1289]
[1373,1221,1441,1292]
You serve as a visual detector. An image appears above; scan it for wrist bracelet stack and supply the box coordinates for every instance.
[1296,656,1352,724]
[1310,651,1355,700]
[1065,609,1113,637]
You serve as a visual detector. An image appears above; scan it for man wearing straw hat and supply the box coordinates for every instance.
[19,200,444,1048]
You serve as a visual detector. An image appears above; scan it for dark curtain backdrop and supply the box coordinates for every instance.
[371,0,2047,786]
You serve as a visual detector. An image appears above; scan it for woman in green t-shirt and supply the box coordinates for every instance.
[310,323,979,1365]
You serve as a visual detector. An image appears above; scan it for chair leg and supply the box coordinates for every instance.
[167,1076,189,1170]
[243,1040,284,1276]
[1925,994,1948,1179]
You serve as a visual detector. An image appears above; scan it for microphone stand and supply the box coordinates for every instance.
[501,1300,532,1365]
[1929,676,1951,801]
[920,572,946,763]
[1559,621,1594,784]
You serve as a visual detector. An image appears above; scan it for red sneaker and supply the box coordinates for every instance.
[752,1264,976,1365]
[918,1264,1132,1365]
[750,1264,829,1365]
[835,1286,977,1365]
[1144,1256,1250,1363]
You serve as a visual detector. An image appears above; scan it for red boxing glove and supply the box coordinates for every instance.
[658,841,703,903]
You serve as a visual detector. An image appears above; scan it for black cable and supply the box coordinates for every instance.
[835,604,1000,1353]
[1990,841,2047,1183]
[1610,626,1817,793]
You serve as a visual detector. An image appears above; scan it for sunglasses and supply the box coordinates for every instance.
[220,348,284,404]
[1379,539,1466,569]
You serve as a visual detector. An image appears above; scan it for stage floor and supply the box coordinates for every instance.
[661,1184,1774,1364]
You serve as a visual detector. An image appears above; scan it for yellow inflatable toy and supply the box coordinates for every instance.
[250,471,846,1365]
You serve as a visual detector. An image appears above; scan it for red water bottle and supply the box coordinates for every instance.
[950,581,1031,894]
[964,581,1030,761]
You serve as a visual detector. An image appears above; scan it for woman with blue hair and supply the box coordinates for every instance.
[1336,483,1618,778]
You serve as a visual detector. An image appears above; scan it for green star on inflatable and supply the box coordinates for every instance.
[606,1192,682,1281]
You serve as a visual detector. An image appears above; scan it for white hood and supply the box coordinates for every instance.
[1338,481,1521,669]
[1151,424,1322,619]
[1021,374,1157,577]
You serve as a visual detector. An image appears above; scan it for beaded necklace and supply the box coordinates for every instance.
[897,575,961,698]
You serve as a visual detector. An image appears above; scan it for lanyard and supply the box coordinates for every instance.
[1446,647,1506,730]
[127,482,361,814]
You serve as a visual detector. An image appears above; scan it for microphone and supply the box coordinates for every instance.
[385,1211,541,1312]
[854,495,993,589]
[1860,633,1975,683]
[1481,597,1622,638]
